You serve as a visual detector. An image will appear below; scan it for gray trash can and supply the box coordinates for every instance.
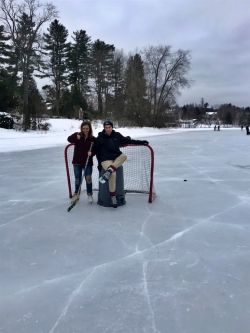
[97,166,126,207]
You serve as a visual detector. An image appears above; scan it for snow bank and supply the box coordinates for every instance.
[0,118,238,153]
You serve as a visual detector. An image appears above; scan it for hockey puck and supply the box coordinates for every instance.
[184,179,187,181]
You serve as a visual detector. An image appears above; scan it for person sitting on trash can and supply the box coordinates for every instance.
[95,118,149,208]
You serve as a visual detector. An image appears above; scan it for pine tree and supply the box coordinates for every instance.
[26,76,45,129]
[90,39,115,115]
[0,25,18,111]
[40,19,70,116]
[60,85,88,118]
[0,68,19,111]
[0,0,58,129]
[0,25,11,65]
[110,50,125,119]
[124,53,148,126]
[67,30,91,95]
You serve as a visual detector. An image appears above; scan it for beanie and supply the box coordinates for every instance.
[103,118,113,128]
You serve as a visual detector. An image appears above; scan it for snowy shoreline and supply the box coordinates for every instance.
[0,118,240,153]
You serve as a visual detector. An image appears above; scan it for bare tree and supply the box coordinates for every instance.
[142,45,192,127]
[0,0,58,130]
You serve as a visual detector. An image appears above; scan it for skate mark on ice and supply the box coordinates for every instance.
[0,202,65,228]
[49,268,96,333]
[4,203,244,302]
[209,220,250,232]
[0,199,49,208]
[142,260,157,333]
[2,270,93,299]
[148,202,246,254]
[183,161,250,195]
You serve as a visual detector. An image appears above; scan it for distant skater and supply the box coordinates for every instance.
[218,125,220,131]
[241,125,243,131]
[214,125,217,131]
[246,125,249,135]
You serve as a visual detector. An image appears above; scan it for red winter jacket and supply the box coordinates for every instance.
[67,132,95,166]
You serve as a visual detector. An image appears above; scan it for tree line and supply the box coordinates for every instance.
[0,0,193,130]
[1,0,248,131]
[179,98,250,127]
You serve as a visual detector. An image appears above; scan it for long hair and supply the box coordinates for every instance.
[80,120,93,138]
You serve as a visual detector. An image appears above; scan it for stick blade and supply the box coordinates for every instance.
[67,202,76,212]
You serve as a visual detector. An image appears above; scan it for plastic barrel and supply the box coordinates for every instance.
[97,166,126,207]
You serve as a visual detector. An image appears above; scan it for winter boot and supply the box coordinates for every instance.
[110,195,117,208]
[99,166,115,184]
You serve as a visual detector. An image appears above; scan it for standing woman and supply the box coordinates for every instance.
[67,120,95,203]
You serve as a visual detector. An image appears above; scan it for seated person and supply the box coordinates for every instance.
[95,118,149,208]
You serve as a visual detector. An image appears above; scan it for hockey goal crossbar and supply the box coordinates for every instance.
[64,143,156,203]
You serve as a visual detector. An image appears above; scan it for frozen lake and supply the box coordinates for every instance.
[0,129,249,333]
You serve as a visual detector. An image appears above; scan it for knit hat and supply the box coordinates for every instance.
[103,118,113,128]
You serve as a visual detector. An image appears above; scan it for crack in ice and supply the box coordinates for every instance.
[49,268,96,333]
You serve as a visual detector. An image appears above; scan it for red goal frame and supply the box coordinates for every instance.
[64,143,156,203]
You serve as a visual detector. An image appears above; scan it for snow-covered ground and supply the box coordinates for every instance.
[0,124,249,333]
[0,118,239,153]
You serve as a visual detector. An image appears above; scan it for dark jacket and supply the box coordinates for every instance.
[95,129,146,163]
[67,133,95,166]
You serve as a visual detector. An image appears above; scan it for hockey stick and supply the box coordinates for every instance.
[67,142,94,212]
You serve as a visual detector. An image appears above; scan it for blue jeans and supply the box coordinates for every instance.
[73,165,93,195]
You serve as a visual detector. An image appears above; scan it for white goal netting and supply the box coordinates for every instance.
[65,144,156,202]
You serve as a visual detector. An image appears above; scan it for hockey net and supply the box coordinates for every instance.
[64,144,156,203]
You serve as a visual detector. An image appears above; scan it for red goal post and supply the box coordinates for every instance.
[64,143,156,203]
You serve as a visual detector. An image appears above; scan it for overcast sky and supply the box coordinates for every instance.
[49,0,250,108]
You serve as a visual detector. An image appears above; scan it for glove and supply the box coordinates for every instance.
[97,164,102,171]
[141,140,149,145]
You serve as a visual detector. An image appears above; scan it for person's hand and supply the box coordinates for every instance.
[97,164,102,171]
[141,140,149,145]
[87,151,92,156]
[77,133,81,139]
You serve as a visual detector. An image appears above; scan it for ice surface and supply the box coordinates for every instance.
[0,129,249,333]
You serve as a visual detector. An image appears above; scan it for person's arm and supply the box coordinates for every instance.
[67,132,80,143]
[119,133,149,146]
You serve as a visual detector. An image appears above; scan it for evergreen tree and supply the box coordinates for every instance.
[60,85,88,118]
[225,111,233,124]
[110,50,125,119]
[0,24,11,65]
[26,76,45,129]
[90,39,115,115]
[15,12,42,129]
[67,29,91,95]
[0,25,18,111]
[0,0,58,129]
[40,19,70,116]
[0,68,19,111]
[124,53,148,126]
[16,14,41,95]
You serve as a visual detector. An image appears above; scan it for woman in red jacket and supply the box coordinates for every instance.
[67,120,95,203]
